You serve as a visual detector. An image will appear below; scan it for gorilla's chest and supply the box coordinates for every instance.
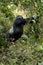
[14,26,23,37]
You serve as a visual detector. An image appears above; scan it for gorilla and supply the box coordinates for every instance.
[29,16,40,24]
[5,15,26,42]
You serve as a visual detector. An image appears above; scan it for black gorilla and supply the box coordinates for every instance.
[5,15,26,42]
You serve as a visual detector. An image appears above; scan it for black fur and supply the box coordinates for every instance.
[5,15,26,42]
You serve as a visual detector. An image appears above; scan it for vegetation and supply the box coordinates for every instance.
[0,0,43,65]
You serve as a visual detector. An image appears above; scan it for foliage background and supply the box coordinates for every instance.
[0,0,43,65]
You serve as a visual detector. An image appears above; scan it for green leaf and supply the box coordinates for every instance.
[36,45,43,51]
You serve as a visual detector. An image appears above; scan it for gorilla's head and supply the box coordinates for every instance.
[14,15,26,26]
[5,15,26,42]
